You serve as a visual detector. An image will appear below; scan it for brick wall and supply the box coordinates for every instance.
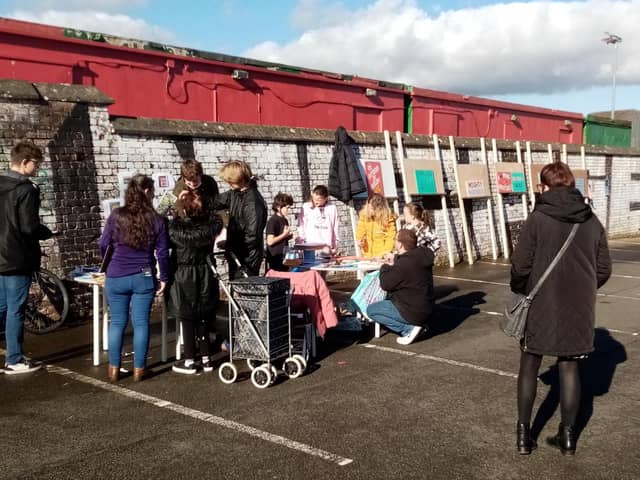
[2,80,640,320]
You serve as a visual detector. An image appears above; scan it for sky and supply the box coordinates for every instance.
[2,0,638,115]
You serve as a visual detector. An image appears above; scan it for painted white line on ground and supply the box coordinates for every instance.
[434,275,640,302]
[608,240,640,246]
[45,365,353,467]
[606,328,640,336]
[474,262,640,280]
[609,248,640,253]
[362,344,518,378]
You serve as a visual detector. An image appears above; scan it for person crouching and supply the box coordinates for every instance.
[367,229,434,345]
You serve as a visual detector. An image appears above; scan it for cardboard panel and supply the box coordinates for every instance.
[403,159,445,195]
[457,164,491,199]
[530,165,589,195]
[495,162,526,194]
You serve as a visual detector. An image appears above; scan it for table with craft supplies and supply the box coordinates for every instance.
[73,273,169,366]
[311,258,385,337]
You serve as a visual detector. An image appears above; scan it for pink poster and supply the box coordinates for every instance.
[497,171,512,194]
[365,161,385,195]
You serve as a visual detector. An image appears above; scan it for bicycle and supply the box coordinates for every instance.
[23,268,70,334]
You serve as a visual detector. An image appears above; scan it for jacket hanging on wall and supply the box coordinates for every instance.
[328,126,367,202]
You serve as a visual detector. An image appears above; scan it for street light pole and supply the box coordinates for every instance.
[602,32,622,120]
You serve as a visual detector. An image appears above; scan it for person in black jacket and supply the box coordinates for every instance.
[215,160,267,279]
[510,162,611,456]
[367,229,434,345]
[0,141,53,374]
[168,191,222,374]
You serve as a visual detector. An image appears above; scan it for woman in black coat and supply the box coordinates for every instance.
[168,191,222,374]
[510,162,611,455]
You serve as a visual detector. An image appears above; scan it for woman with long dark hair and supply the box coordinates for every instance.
[510,162,611,455]
[100,174,169,382]
[167,191,222,374]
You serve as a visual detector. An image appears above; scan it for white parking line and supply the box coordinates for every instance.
[362,344,518,378]
[434,275,640,302]
[44,365,353,467]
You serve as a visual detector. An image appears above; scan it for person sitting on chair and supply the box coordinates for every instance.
[367,229,434,345]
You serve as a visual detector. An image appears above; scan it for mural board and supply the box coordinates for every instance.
[495,162,527,194]
[356,158,397,198]
[403,159,445,196]
[457,164,491,199]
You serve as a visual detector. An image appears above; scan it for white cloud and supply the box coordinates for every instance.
[6,10,174,43]
[245,0,640,96]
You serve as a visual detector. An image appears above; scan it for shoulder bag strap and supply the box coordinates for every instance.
[527,223,579,299]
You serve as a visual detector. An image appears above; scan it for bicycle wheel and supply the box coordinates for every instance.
[24,269,70,334]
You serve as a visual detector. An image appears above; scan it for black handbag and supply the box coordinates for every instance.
[501,223,579,339]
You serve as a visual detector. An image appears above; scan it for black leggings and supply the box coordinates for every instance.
[517,351,581,427]
[179,316,211,360]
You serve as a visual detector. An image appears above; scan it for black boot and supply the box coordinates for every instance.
[546,423,576,455]
[517,422,537,455]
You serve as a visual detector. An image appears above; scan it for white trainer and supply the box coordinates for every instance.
[396,326,423,345]
[4,360,42,375]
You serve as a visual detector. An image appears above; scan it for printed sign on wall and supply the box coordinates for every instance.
[364,161,385,195]
[496,163,527,194]
[511,172,527,193]
[497,171,512,193]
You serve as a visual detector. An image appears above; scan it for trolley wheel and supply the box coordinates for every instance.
[218,362,238,384]
[283,357,303,379]
[246,359,262,371]
[250,365,272,389]
[292,354,308,372]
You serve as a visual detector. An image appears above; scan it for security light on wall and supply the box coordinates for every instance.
[365,88,377,97]
[510,114,519,122]
[231,69,249,80]
[564,119,573,127]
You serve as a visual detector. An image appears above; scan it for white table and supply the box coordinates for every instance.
[310,260,384,338]
[73,274,169,366]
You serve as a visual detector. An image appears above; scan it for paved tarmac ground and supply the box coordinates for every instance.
[1,238,639,480]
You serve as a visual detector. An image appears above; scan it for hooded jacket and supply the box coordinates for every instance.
[328,126,367,202]
[510,187,611,356]
[167,215,222,318]
[215,181,267,274]
[379,246,435,326]
[0,171,52,275]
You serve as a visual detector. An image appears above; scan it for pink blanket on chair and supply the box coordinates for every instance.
[265,269,338,338]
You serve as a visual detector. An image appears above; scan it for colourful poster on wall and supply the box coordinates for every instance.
[364,161,385,195]
[415,170,437,194]
[465,180,486,197]
[511,172,527,193]
[497,171,512,193]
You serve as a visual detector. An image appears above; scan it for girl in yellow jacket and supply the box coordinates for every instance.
[356,193,397,258]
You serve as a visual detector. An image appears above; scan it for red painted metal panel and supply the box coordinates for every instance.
[411,87,583,143]
[0,18,405,132]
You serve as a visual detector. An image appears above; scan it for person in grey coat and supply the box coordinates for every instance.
[510,162,611,456]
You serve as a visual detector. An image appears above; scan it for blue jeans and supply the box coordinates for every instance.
[0,274,31,365]
[105,272,155,369]
[367,300,414,336]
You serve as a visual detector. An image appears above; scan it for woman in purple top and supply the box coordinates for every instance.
[99,174,169,383]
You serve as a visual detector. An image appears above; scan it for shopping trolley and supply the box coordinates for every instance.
[208,257,307,388]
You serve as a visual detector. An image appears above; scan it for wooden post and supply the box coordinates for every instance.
[547,144,553,163]
[562,144,568,164]
[449,136,474,265]
[493,138,510,259]
[433,134,455,267]
[526,141,536,208]
[515,141,528,219]
[481,138,498,260]
[580,145,586,169]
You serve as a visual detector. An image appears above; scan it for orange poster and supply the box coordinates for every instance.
[365,161,385,195]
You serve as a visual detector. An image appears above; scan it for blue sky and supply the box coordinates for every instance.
[3,0,639,115]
